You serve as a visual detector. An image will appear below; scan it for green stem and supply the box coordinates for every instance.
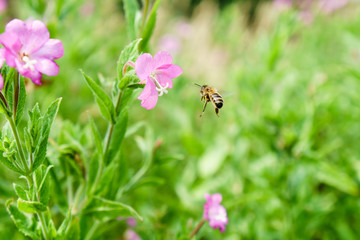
[140,0,150,35]
[85,221,100,240]
[91,90,123,194]
[38,211,50,240]
[6,115,29,173]
[189,219,206,239]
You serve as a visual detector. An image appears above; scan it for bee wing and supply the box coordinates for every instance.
[219,90,233,98]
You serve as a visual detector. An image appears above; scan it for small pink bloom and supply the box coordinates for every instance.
[135,51,182,110]
[158,35,181,56]
[273,0,292,9]
[298,10,314,25]
[203,193,228,233]
[126,217,137,227]
[0,49,5,90]
[0,19,64,85]
[124,229,141,240]
[319,0,348,14]
[0,0,7,13]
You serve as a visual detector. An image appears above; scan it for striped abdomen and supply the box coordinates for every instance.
[210,92,223,109]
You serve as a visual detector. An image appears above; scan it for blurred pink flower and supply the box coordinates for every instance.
[0,19,64,85]
[0,49,5,90]
[273,0,292,8]
[319,0,348,14]
[0,0,7,13]
[298,10,314,25]
[175,21,192,39]
[126,217,137,227]
[135,51,182,110]
[158,35,181,56]
[203,193,228,233]
[124,229,141,240]
[80,1,95,17]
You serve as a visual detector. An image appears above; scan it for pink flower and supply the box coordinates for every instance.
[203,193,228,233]
[273,0,292,9]
[0,19,64,85]
[124,229,141,240]
[126,217,137,227]
[0,49,5,90]
[319,0,348,14]
[0,0,7,13]
[135,51,182,110]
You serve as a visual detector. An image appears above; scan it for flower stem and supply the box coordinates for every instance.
[91,90,123,194]
[6,115,29,173]
[189,219,206,239]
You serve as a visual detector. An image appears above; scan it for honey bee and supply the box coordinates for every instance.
[195,84,224,117]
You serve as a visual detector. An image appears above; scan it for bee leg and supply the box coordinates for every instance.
[200,101,208,118]
[215,108,220,117]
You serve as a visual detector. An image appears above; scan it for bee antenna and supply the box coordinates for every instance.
[194,83,202,87]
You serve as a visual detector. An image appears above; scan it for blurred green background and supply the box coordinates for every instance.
[1,0,360,239]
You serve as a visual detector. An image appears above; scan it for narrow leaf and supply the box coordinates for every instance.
[0,153,25,174]
[15,77,27,125]
[89,115,103,157]
[123,0,139,40]
[117,39,141,81]
[17,199,47,213]
[56,207,72,239]
[139,0,161,51]
[6,199,40,239]
[82,71,115,123]
[82,196,142,222]
[13,183,28,200]
[33,98,62,172]
[107,109,128,163]
[38,165,53,206]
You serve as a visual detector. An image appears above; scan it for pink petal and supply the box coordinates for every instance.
[0,31,22,59]
[0,49,5,68]
[32,39,64,59]
[0,74,3,90]
[135,53,154,81]
[6,19,50,54]
[138,78,158,110]
[153,51,173,69]
[34,58,59,76]
[158,64,182,79]
[156,73,173,89]
[15,59,42,84]
[212,193,223,204]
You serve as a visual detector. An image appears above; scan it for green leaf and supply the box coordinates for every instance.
[123,0,139,40]
[15,77,26,125]
[89,115,103,158]
[82,196,142,222]
[33,98,62,172]
[6,199,40,239]
[56,207,72,239]
[118,70,140,91]
[0,153,25,174]
[65,218,80,240]
[82,71,115,123]
[17,199,47,213]
[38,165,53,206]
[87,154,100,196]
[139,0,161,51]
[13,183,28,200]
[117,39,141,81]
[107,109,128,163]
[317,162,359,196]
